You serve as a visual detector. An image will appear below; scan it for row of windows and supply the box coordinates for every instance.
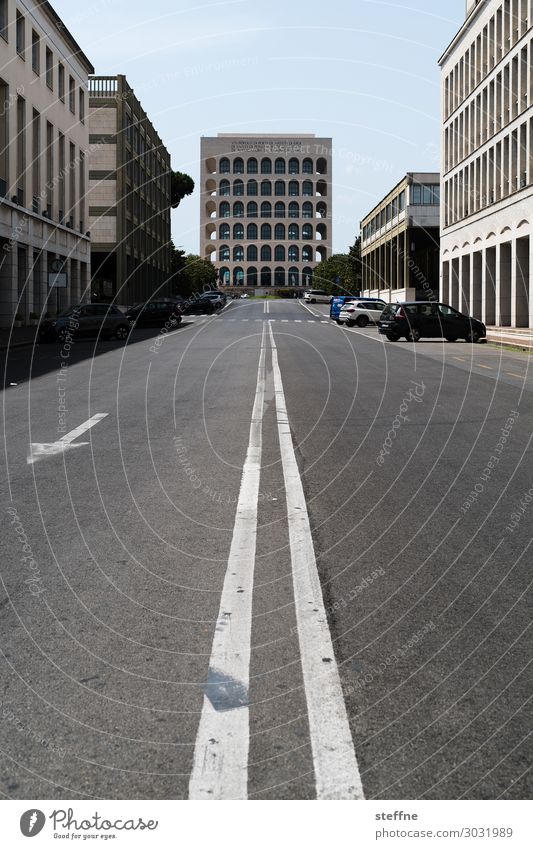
[444,0,533,120]
[443,115,533,227]
[216,223,316,240]
[219,266,315,286]
[218,156,326,175]
[219,245,314,262]
[218,179,319,197]
[362,190,407,240]
[444,38,532,174]
[0,4,85,120]
[217,201,326,218]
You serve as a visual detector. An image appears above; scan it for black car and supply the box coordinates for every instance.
[378,302,486,343]
[38,303,131,342]
[181,297,215,315]
[126,299,183,328]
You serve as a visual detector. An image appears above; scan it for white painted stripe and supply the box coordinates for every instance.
[27,414,109,464]
[281,319,289,322]
[59,413,108,444]
[189,325,267,800]
[264,300,270,314]
[299,300,321,317]
[268,323,364,801]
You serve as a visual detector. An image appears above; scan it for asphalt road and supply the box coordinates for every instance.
[1,298,532,800]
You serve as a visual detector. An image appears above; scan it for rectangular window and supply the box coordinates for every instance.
[32,109,40,213]
[58,132,65,221]
[58,63,65,101]
[69,142,76,227]
[0,79,7,195]
[422,185,432,205]
[31,30,39,74]
[46,48,53,89]
[79,89,85,123]
[0,0,7,41]
[79,151,85,232]
[68,76,75,113]
[16,96,26,205]
[16,11,25,56]
[411,184,422,204]
[46,122,53,218]
[398,190,405,211]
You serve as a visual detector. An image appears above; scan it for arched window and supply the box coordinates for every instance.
[302,158,313,174]
[247,245,258,262]
[288,267,299,286]
[261,267,272,286]
[220,157,230,174]
[260,245,272,261]
[302,223,312,239]
[260,223,271,239]
[316,201,327,218]
[288,201,299,218]
[288,180,299,196]
[233,201,244,217]
[233,245,245,262]
[260,201,272,218]
[275,267,285,285]
[302,180,313,196]
[302,202,313,218]
[302,245,313,262]
[275,180,285,196]
[317,157,327,175]
[288,158,299,174]
[233,157,244,174]
[247,179,258,196]
[247,157,258,174]
[247,223,258,240]
[219,223,230,239]
[274,223,285,240]
[247,266,258,285]
[260,180,272,196]
[219,179,230,196]
[233,267,244,285]
[220,267,230,286]
[234,179,244,196]
[247,201,258,218]
[288,223,299,240]
[274,245,285,262]
[219,245,230,261]
[274,201,285,218]
[302,267,313,287]
[275,158,286,174]
[233,223,244,239]
[261,158,272,174]
[288,245,299,262]
[220,201,230,218]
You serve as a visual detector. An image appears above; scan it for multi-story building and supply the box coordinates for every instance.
[200,134,332,291]
[360,173,440,302]
[0,0,94,326]
[439,0,533,328]
[88,75,171,305]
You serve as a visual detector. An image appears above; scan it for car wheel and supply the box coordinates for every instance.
[346,320,355,328]
[356,315,369,328]
[386,333,400,342]
[169,315,182,328]
[336,320,342,326]
[466,329,480,343]
[310,299,316,304]
[408,328,421,343]
[56,327,70,343]
[445,336,458,343]
[114,324,130,340]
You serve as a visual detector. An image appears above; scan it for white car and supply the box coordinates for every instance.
[303,289,332,304]
[240,293,249,299]
[338,299,387,328]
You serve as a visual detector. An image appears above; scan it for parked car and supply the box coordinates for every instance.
[378,302,487,343]
[330,295,358,319]
[338,299,387,327]
[126,299,182,328]
[303,289,332,304]
[38,303,130,342]
[181,297,216,315]
[240,293,249,299]
[199,291,225,309]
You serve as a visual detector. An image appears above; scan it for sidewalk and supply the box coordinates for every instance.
[485,326,533,352]
[0,326,40,351]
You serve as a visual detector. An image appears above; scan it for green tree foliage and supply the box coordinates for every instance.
[171,253,217,298]
[171,171,194,209]
[313,253,359,296]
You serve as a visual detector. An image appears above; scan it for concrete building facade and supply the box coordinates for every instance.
[0,0,94,326]
[88,75,171,305]
[439,0,533,328]
[200,134,332,292]
[360,173,440,302]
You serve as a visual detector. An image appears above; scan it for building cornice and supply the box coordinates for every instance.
[438,0,489,67]
[41,1,94,74]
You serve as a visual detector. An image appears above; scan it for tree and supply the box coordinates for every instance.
[171,171,194,209]
[172,254,217,298]
[348,235,363,293]
[313,253,360,296]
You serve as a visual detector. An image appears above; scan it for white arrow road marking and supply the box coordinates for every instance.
[268,323,365,800]
[27,414,109,465]
[189,325,266,800]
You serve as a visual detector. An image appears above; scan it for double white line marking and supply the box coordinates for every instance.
[189,324,363,800]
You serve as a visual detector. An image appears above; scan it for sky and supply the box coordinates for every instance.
[51,0,467,255]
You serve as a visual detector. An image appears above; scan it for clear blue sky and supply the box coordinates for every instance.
[52,0,466,255]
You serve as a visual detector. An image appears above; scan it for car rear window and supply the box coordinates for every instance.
[381,304,397,318]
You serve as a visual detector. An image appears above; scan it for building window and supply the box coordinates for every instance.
[32,109,40,213]
[260,223,271,239]
[233,157,244,174]
[288,245,299,262]
[247,245,258,261]
[220,267,230,285]
[398,190,405,211]
[45,48,53,89]
[233,201,244,217]
[234,179,244,196]
[274,158,285,174]
[0,81,8,194]
[16,96,26,206]
[274,223,285,240]
[247,201,258,218]
[275,180,285,196]
[0,0,7,42]
[302,267,313,286]
[220,201,230,217]
[302,223,312,239]
[233,267,244,285]
[233,223,244,239]
[288,223,299,240]
[16,12,25,56]
[288,267,299,286]
[288,201,299,218]
[274,201,285,218]
[31,30,40,74]
[302,158,313,174]
[220,157,230,174]
[302,202,312,218]
[288,158,299,174]
[247,266,258,285]
[302,180,313,196]
[260,180,272,196]
[220,223,230,239]
[261,158,272,174]
[247,179,258,195]
[260,201,271,218]
[275,245,285,262]
[58,64,64,101]
[247,223,258,240]
[68,76,75,112]
[219,245,230,261]
[288,180,298,196]
[247,157,258,174]
[302,245,313,262]
[45,121,53,216]
[219,179,230,196]
[233,245,244,262]
[261,267,271,286]
[275,267,285,285]
[79,89,85,122]
[261,245,271,261]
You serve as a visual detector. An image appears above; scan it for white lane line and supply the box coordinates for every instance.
[264,300,270,314]
[281,319,289,323]
[27,414,109,465]
[299,300,322,318]
[268,323,364,800]
[189,324,266,800]
[295,320,302,323]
